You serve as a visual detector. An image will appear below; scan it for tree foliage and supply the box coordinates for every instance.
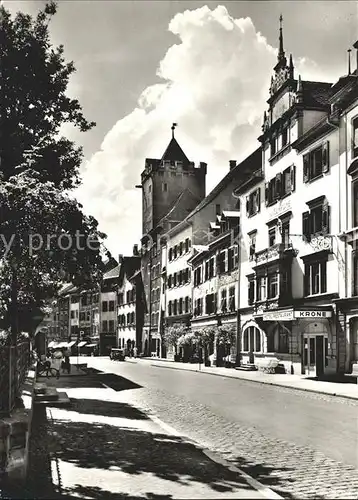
[0,2,105,333]
[0,1,95,188]
[163,324,188,348]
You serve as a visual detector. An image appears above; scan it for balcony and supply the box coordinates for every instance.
[253,243,296,268]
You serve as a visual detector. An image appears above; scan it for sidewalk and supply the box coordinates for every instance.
[28,373,272,499]
[138,357,358,401]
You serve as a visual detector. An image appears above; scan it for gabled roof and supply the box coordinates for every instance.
[118,257,141,287]
[103,264,120,281]
[161,138,190,165]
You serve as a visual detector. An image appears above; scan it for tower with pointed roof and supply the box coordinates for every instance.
[140,125,206,235]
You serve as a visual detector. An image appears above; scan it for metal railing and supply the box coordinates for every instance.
[0,340,30,416]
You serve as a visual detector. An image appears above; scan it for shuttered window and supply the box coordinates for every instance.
[303,141,330,183]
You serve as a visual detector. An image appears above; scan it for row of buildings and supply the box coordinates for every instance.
[47,23,358,377]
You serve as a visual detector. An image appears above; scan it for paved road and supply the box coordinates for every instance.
[84,357,358,499]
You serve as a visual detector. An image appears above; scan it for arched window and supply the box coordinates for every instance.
[242,326,262,352]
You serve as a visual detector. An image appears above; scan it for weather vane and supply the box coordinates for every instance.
[171,123,177,138]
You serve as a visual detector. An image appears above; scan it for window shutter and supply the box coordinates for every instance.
[302,211,311,242]
[275,173,282,199]
[248,281,254,305]
[214,293,217,313]
[303,153,310,183]
[322,141,330,173]
[290,164,296,192]
[304,264,309,296]
[322,202,330,234]
[256,188,261,212]
[265,182,269,206]
[246,195,250,215]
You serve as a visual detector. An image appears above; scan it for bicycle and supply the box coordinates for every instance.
[37,361,60,379]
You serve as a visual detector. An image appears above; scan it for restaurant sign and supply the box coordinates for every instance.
[263,309,294,321]
[294,310,332,318]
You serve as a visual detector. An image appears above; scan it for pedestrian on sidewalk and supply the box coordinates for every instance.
[63,348,71,374]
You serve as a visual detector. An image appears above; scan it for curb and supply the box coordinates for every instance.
[150,362,358,402]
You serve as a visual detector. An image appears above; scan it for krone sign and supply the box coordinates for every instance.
[294,310,332,319]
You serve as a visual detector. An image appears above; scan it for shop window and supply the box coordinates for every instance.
[352,116,358,159]
[243,326,262,352]
[246,188,261,217]
[303,142,329,182]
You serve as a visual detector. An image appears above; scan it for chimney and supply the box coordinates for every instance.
[133,244,139,256]
[199,162,207,173]
[229,160,237,171]
[118,254,124,264]
[353,41,358,74]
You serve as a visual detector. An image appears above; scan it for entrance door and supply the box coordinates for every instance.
[303,334,327,377]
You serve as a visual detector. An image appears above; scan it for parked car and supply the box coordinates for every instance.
[109,348,125,361]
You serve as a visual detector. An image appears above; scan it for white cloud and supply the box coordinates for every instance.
[76,4,327,256]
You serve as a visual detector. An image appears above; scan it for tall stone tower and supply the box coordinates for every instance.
[140,124,207,236]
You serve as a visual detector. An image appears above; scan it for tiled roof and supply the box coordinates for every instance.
[302,81,333,109]
[161,138,190,165]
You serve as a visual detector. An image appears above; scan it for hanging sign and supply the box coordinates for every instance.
[263,309,294,321]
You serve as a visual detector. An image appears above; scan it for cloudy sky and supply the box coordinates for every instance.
[5,0,358,257]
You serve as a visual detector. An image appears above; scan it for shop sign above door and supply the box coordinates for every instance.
[263,309,294,321]
[294,310,332,318]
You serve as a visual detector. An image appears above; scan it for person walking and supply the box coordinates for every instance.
[63,347,71,374]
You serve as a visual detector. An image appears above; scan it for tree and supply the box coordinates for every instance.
[0,1,95,187]
[163,324,188,354]
[0,2,104,338]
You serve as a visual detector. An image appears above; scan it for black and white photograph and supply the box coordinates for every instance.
[0,0,358,498]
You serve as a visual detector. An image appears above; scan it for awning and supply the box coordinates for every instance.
[67,341,76,347]
[86,343,98,348]
[53,342,68,349]
[48,341,56,348]
[77,341,87,348]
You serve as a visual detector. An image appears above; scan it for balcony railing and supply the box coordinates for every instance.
[253,243,295,266]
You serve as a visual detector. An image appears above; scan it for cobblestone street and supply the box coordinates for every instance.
[83,357,358,499]
[26,371,266,499]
